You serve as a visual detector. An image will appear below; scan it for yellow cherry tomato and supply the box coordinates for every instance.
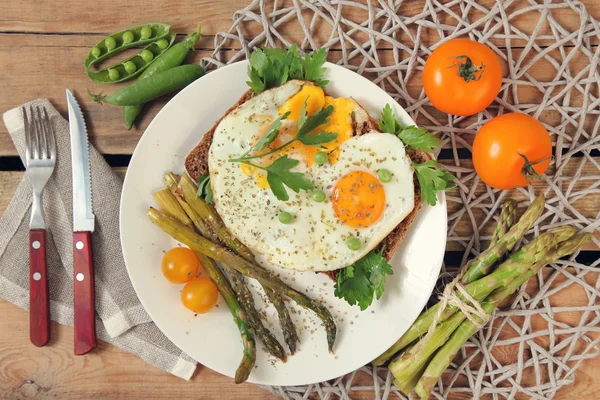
[161,247,200,284]
[181,278,219,314]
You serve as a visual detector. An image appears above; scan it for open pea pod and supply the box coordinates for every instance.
[84,23,170,70]
[86,34,176,83]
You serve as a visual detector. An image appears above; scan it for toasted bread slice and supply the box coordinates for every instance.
[184,85,430,279]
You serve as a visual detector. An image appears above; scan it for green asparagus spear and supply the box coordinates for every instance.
[195,253,256,383]
[464,226,576,300]
[414,233,591,398]
[391,230,549,394]
[177,173,299,353]
[153,188,195,230]
[166,173,289,360]
[154,185,256,381]
[461,194,545,284]
[372,200,518,366]
[390,312,467,393]
[490,199,517,246]
[373,224,575,366]
[164,172,212,236]
[224,267,287,361]
[266,286,299,354]
[147,207,337,352]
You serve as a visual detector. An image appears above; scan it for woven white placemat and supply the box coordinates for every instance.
[201,1,600,399]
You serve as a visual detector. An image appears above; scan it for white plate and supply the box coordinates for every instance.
[120,61,447,386]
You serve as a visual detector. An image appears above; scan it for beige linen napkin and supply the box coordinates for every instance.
[0,99,197,380]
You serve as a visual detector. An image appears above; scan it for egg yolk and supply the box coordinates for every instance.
[241,85,358,189]
[332,171,385,228]
[277,87,355,167]
[278,84,325,122]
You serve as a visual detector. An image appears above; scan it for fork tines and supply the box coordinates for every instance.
[23,106,56,163]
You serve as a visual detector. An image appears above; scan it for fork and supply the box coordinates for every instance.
[23,105,56,347]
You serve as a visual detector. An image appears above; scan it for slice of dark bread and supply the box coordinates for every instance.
[184,85,431,280]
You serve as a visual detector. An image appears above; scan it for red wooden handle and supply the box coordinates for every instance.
[29,229,50,347]
[73,231,97,355]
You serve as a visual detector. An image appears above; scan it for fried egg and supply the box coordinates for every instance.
[208,80,415,271]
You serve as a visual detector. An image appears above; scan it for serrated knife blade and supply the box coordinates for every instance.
[66,89,95,232]
[66,89,97,356]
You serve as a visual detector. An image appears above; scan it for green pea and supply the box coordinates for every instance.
[311,190,326,202]
[122,31,134,44]
[140,26,153,40]
[378,168,393,183]
[278,211,293,224]
[140,49,154,62]
[346,237,361,251]
[155,38,169,50]
[108,68,120,81]
[123,61,137,74]
[104,36,117,51]
[314,151,328,165]
[91,47,101,58]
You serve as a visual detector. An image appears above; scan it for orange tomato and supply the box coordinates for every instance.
[181,278,219,314]
[161,247,200,284]
[423,39,502,116]
[472,113,552,190]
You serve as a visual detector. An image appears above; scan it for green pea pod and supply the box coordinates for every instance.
[85,23,171,69]
[88,64,205,106]
[87,34,176,84]
[123,28,201,129]
[123,105,143,129]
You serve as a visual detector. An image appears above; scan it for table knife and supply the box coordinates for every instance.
[66,89,97,355]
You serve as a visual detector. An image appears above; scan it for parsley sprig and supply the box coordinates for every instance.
[229,101,338,201]
[378,104,454,206]
[247,44,329,94]
[196,174,214,204]
[334,249,393,311]
[413,161,456,206]
[379,104,442,153]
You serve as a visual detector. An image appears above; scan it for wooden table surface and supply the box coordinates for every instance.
[1,1,599,399]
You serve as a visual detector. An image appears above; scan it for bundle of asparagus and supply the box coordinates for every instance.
[149,172,337,383]
[372,195,591,398]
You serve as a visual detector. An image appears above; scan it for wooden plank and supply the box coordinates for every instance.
[1,165,598,252]
[0,0,598,48]
[0,34,596,156]
[0,268,597,399]
[0,300,280,400]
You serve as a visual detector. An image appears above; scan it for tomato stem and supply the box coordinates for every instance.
[448,55,485,82]
[519,153,552,184]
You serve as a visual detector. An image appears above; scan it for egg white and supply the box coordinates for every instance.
[208,80,415,271]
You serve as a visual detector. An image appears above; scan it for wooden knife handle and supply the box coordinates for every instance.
[29,229,50,347]
[73,231,97,355]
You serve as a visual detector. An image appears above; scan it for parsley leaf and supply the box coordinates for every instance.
[246,45,329,94]
[196,174,214,204]
[413,160,456,206]
[377,104,453,205]
[265,155,314,201]
[297,105,334,137]
[398,126,442,154]
[252,112,290,152]
[334,249,394,311]
[302,48,329,88]
[298,131,338,146]
[378,104,442,153]
[286,44,304,80]
[378,103,402,134]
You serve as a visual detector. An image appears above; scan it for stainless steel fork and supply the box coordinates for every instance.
[23,105,56,347]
